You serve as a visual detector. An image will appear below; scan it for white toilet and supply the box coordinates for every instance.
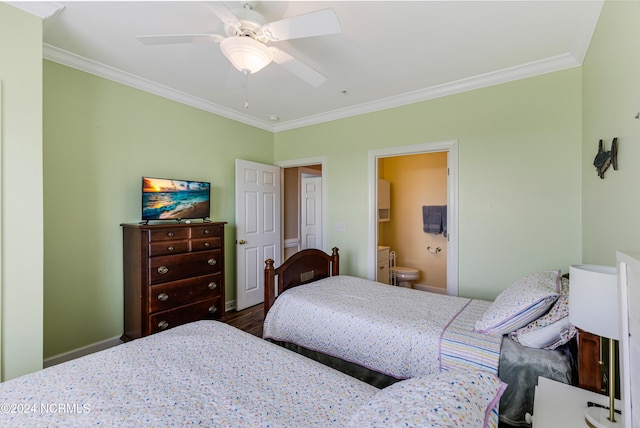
[391,266,420,288]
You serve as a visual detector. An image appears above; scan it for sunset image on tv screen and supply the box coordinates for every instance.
[142,177,210,220]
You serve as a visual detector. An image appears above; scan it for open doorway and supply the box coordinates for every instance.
[368,140,458,296]
[276,157,328,261]
[378,152,448,293]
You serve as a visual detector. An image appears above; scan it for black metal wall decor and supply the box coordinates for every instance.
[593,137,618,179]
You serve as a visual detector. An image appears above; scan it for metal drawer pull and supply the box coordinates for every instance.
[208,282,217,290]
[157,293,169,301]
[158,320,169,329]
[208,306,217,314]
[208,259,217,266]
[167,231,174,237]
[204,229,211,235]
[167,246,174,252]
[204,242,210,248]
[157,266,169,274]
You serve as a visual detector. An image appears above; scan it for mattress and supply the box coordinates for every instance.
[263,275,502,379]
[0,320,377,427]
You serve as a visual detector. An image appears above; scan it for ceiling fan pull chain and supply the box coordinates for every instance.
[244,70,250,109]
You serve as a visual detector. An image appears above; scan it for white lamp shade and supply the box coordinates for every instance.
[220,37,273,74]
[569,264,619,340]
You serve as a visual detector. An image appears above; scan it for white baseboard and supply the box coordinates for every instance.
[412,283,448,295]
[226,300,236,312]
[44,335,123,368]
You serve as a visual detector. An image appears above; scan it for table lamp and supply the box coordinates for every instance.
[569,264,624,427]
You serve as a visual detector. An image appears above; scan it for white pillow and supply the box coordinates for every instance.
[349,369,507,428]
[509,294,576,349]
[475,270,560,335]
[516,317,573,348]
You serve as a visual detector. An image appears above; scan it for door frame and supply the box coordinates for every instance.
[368,140,459,296]
[275,156,328,254]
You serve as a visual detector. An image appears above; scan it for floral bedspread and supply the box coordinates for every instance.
[263,275,501,379]
[0,320,377,427]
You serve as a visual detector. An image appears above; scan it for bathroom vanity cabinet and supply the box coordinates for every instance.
[377,246,390,284]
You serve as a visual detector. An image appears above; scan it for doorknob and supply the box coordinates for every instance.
[238,240,247,245]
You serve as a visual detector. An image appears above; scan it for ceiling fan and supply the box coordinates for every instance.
[137,2,341,87]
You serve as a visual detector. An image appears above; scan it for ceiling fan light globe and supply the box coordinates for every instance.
[220,37,273,74]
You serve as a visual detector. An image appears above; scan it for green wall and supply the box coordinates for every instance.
[275,70,583,300]
[43,61,273,358]
[0,3,44,380]
[582,0,640,265]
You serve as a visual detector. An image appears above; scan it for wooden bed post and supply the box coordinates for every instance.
[331,247,339,276]
[264,258,275,317]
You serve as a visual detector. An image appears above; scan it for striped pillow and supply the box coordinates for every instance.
[475,270,560,335]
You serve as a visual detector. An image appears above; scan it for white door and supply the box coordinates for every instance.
[235,159,281,310]
[300,175,322,250]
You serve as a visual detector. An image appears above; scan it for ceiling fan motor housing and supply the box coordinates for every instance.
[226,6,268,42]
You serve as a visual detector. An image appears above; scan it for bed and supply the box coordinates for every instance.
[263,247,577,426]
[0,320,507,428]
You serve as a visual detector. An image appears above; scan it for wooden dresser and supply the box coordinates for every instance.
[121,222,226,341]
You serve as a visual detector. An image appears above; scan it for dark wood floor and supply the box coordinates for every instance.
[225,303,265,337]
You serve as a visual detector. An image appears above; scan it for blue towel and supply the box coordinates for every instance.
[422,205,441,234]
[423,205,447,236]
[442,205,447,237]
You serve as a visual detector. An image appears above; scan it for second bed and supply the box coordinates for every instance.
[263,247,576,426]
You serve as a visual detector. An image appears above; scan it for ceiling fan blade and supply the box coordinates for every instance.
[137,34,224,45]
[263,8,341,41]
[272,48,327,87]
[207,2,241,27]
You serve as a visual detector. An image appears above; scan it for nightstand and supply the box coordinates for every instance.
[531,376,622,427]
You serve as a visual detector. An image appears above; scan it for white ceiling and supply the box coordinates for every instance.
[17,1,603,131]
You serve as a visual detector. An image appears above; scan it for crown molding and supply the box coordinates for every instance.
[273,53,581,132]
[43,44,274,131]
[44,44,581,133]
[7,2,64,19]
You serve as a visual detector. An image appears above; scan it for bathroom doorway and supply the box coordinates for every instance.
[368,140,458,296]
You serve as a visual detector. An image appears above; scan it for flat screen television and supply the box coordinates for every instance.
[142,177,210,221]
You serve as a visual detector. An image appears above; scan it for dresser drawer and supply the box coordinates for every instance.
[149,228,189,242]
[149,240,190,257]
[148,297,221,334]
[191,237,221,252]
[190,225,222,239]
[149,273,222,312]
[149,250,221,285]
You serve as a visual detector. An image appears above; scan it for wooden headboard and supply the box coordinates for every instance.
[264,247,339,316]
